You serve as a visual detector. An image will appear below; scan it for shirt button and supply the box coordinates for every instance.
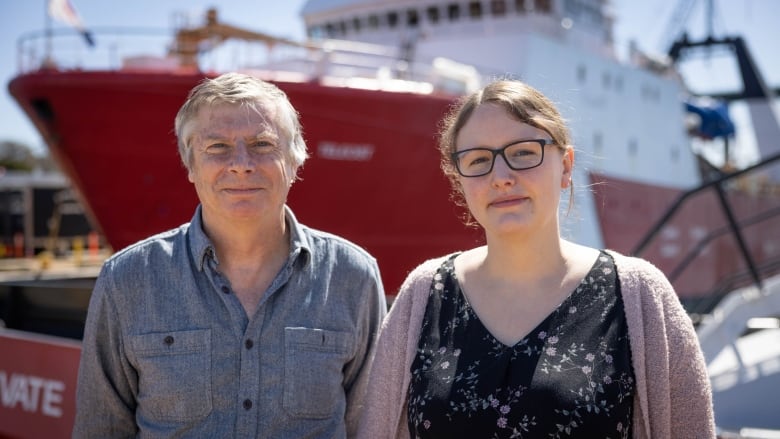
[221,286,230,294]
[245,339,254,350]
[163,336,174,346]
[243,399,252,410]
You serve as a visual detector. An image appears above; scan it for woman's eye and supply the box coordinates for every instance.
[512,149,536,157]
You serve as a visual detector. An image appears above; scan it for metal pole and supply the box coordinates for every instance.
[45,0,52,64]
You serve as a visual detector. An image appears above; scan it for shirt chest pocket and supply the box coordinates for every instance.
[129,329,213,422]
[283,327,355,419]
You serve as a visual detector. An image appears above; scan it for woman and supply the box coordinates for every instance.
[357,79,715,438]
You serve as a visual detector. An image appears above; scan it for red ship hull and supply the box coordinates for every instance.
[9,70,484,294]
[10,69,780,300]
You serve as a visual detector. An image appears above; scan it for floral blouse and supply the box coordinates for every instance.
[407,252,635,438]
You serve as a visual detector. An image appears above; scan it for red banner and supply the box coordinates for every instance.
[0,330,80,439]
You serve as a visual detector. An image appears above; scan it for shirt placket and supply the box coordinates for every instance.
[205,250,299,437]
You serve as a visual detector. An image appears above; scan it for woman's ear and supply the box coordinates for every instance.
[560,146,574,189]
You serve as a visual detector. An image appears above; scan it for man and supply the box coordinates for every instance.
[73,73,387,437]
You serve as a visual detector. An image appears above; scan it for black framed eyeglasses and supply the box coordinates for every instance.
[450,139,556,177]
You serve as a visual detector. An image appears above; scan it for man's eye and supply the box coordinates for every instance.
[206,143,229,151]
[252,140,275,148]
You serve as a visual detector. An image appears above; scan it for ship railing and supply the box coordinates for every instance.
[15,27,173,73]
[238,37,487,95]
[15,27,488,95]
[631,151,780,319]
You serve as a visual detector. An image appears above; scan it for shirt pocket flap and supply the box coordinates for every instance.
[284,327,355,354]
[130,329,211,356]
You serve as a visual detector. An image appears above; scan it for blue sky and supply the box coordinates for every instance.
[1,0,778,158]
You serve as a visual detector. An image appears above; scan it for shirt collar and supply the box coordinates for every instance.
[189,205,311,272]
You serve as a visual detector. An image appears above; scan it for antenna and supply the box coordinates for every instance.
[659,0,697,53]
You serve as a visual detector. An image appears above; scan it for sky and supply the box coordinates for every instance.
[1,0,778,161]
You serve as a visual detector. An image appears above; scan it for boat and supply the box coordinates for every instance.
[3,0,780,437]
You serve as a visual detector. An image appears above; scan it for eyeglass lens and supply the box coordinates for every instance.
[456,141,544,177]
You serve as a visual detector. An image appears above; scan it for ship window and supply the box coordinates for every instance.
[628,139,638,157]
[307,25,323,39]
[427,6,441,23]
[368,14,380,29]
[515,0,527,13]
[491,0,508,16]
[325,23,336,37]
[469,1,483,18]
[534,0,552,13]
[338,21,348,35]
[641,84,660,102]
[593,132,603,155]
[577,65,586,83]
[407,9,419,27]
[602,71,611,89]
[448,3,461,21]
[387,11,399,28]
[352,17,362,32]
[615,75,623,92]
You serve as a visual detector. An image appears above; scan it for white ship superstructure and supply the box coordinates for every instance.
[301,0,702,247]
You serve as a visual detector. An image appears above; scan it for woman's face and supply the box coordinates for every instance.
[454,103,573,239]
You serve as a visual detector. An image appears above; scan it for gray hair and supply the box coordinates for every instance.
[174,72,308,178]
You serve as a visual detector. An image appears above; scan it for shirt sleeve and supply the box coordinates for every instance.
[344,258,388,438]
[72,262,138,438]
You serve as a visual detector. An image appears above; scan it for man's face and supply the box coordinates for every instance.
[184,102,292,228]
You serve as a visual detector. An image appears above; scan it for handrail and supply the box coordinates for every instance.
[667,204,780,283]
[632,151,780,256]
[632,151,780,300]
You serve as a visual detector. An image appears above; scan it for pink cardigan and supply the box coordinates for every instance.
[356,250,715,439]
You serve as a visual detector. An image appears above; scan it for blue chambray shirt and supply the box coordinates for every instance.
[73,206,387,438]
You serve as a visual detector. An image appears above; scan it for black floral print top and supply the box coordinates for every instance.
[407,251,634,438]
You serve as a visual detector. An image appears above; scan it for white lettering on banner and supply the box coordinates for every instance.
[0,370,64,418]
[317,142,375,161]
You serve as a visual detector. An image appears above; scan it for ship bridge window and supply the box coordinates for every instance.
[615,76,623,93]
[469,1,483,18]
[448,3,461,21]
[515,0,527,13]
[534,0,552,13]
[491,0,508,16]
[325,23,336,37]
[368,14,380,29]
[593,132,603,155]
[387,11,399,28]
[565,0,604,26]
[352,17,362,33]
[602,71,611,89]
[427,6,441,23]
[307,25,324,39]
[641,84,660,102]
[628,139,638,157]
[338,21,347,35]
[407,9,420,27]
[671,146,680,162]
[577,65,587,83]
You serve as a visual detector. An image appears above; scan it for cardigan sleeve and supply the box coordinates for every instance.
[653,262,716,438]
[356,257,444,439]
[610,252,716,439]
